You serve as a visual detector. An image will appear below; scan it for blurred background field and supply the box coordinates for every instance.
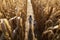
[0,0,60,40]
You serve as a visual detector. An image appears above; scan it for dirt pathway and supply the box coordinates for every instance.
[25,0,37,40]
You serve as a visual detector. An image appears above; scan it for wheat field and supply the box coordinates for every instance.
[0,0,60,40]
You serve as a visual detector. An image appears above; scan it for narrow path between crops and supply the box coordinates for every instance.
[25,0,37,40]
